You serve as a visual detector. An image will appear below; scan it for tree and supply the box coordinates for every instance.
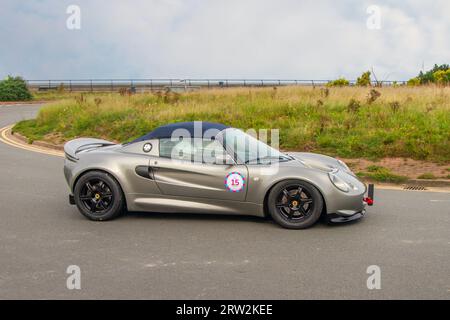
[417,64,449,84]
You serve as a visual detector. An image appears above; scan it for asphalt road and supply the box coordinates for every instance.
[0,104,449,300]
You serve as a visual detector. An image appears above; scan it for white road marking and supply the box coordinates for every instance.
[0,124,64,158]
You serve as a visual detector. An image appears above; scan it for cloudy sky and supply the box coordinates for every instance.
[0,0,448,80]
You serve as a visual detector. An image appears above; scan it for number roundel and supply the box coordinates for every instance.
[225,172,245,192]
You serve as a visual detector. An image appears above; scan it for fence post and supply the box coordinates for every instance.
[90,80,93,92]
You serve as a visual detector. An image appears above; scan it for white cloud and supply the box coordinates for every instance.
[0,0,448,80]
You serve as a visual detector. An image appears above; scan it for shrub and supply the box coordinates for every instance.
[433,69,450,85]
[367,89,381,104]
[407,77,420,86]
[347,99,361,113]
[356,71,371,86]
[0,76,32,101]
[320,88,329,97]
[327,78,349,87]
[358,166,408,183]
[417,173,437,179]
[389,101,401,113]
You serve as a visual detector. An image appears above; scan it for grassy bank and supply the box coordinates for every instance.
[14,86,450,162]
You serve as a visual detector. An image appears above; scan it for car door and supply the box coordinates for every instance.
[152,137,248,201]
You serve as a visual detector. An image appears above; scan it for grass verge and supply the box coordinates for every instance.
[14,86,450,162]
[357,165,408,183]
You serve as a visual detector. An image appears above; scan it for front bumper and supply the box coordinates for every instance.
[327,184,374,224]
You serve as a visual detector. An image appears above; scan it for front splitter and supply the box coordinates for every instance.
[327,210,365,223]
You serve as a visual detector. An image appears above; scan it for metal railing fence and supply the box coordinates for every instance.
[25,78,408,92]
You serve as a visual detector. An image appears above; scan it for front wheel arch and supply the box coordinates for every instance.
[263,178,327,218]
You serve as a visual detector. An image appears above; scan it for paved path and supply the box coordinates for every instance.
[0,104,449,299]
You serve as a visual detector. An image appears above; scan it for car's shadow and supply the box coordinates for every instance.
[125,210,269,225]
[123,211,360,228]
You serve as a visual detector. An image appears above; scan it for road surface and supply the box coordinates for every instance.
[0,104,449,299]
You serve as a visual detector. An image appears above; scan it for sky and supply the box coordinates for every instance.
[0,0,448,80]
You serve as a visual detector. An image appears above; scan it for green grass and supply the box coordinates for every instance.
[417,172,437,179]
[357,165,408,183]
[14,86,450,162]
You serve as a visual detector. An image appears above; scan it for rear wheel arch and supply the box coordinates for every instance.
[72,168,128,210]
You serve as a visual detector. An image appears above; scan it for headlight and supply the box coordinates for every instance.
[328,170,350,192]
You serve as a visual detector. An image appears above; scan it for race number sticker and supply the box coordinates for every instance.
[225,172,245,192]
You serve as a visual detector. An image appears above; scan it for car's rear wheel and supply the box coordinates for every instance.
[267,180,323,229]
[74,171,124,221]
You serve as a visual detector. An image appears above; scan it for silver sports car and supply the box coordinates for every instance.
[63,121,374,229]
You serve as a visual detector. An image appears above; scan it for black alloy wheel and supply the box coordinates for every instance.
[79,178,114,214]
[275,184,314,221]
[74,171,124,221]
[268,180,323,229]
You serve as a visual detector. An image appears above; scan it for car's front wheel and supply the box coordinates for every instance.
[267,180,323,229]
[74,171,124,221]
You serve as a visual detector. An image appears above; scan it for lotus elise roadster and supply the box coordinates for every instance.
[64,121,374,229]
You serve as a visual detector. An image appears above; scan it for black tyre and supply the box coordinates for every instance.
[267,180,323,229]
[74,171,124,221]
